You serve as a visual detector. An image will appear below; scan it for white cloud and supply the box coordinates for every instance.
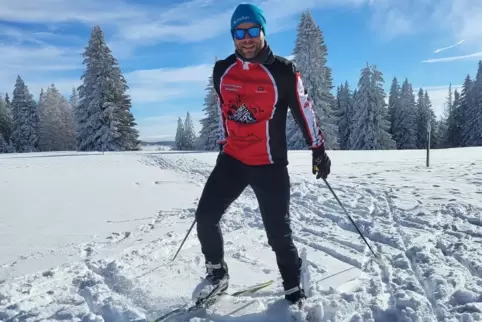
[434,40,465,53]
[0,0,146,24]
[421,52,482,63]
[125,64,214,104]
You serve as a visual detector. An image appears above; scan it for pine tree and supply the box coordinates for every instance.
[117,92,141,150]
[0,95,11,141]
[197,74,222,150]
[464,60,482,146]
[388,77,401,135]
[175,117,185,150]
[349,63,395,150]
[423,91,438,148]
[458,74,473,147]
[289,10,339,149]
[183,111,196,150]
[416,88,436,149]
[391,78,417,149]
[10,75,39,152]
[0,95,15,152]
[59,93,77,151]
[37,85,60,151]
[337,81,354,149]
[76,25,139,151]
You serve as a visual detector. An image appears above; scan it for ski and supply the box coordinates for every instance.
[152,280,274,322]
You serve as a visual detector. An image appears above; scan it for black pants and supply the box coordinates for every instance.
[195,152,301,290]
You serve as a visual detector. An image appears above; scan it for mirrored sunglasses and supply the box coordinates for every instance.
[233,27,261,40]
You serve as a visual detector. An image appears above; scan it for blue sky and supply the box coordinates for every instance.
[1,0,481,141]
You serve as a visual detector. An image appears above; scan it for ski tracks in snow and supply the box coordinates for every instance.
[1,153,481,322]
[140,154,482,321]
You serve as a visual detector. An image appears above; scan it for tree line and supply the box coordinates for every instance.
[188,10,481,151]
[0,25,140,154]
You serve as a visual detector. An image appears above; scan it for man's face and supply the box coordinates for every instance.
[233,22,264,59]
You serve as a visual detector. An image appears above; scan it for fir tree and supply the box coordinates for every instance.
[416,88,436,149]
[392,78,417,149]
[175,117,185,150]
[337,81,354,150]
[464,60,482,146]
[388,77,401,135]
[289,10,339,149]
[0,95,14,152]
[198,74,222,150]
[0,95,12,142]
[183,111,196,150]
[424,91,438,148]
[349,64,395,150]
[77,25,139,151]
[10,75,39,152]
[458,74,473,147]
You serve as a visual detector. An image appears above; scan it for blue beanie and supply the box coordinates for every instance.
[231,4,266,33]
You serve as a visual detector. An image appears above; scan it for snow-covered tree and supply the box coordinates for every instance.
[336,81,354,150]
[415,88,436,149]
[10,75,39,152]
[38,85,61,151]
[424,91,438,148]
[175,117,185,150]
[0,95,15,152]
[288,10,339,149]
[457,74,473,147]
[388,77,401,135]
[183,111,196,150]
[391,78,417,149]
[462,61,482,146]
[116,92,141,150]
[197,74,222,150]
[349,64,395,150]
[36,84,76,151]
[0,96,11,141]
[76,25,139,151]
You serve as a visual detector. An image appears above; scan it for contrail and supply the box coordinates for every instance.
[434,40,465,53]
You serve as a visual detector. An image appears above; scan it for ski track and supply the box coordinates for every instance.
[1,153,481,322]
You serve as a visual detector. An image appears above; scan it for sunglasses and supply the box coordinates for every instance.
[232,26,261,40]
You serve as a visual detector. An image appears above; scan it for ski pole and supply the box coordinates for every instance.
[315,166,381,262]
[172,218,196,261]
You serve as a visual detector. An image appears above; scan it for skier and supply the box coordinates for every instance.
[192,3,331,305]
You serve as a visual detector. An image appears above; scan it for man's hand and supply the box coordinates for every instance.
[312,146,331,179]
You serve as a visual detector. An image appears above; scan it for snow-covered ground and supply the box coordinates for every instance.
[0,147,481,322]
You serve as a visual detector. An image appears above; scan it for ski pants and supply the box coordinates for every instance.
[195,152,302,290]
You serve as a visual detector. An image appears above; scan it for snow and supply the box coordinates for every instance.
[1,147,481,321]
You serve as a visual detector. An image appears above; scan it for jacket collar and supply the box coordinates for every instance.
[235,41,274,70]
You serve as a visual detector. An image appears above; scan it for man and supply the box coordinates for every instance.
[192,3,331,305]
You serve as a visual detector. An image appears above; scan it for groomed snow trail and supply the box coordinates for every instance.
[1,148,481,322]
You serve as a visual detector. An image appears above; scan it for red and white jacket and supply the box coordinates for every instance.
[213,44,325,166]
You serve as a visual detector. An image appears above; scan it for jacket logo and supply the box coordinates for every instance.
[223,83,241,92]
[228,103,257,124]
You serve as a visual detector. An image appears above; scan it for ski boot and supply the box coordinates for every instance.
[192,260,229,303]
[284,284,306,306]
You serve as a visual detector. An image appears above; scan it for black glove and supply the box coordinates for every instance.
[312,146,331,179]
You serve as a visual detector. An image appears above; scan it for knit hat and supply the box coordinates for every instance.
[230,3,266,33]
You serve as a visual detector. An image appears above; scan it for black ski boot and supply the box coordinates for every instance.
[284,285,306,305]
[192,260,229,302]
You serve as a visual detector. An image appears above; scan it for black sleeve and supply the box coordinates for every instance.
[286,63,325,149]
[212,62,228,144]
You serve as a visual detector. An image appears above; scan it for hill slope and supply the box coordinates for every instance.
[0,148,481,321]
